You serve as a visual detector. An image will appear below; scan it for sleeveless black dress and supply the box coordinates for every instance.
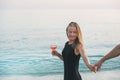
[62,42,82,80]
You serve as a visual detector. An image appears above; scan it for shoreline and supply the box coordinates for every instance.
[0,70,120,80]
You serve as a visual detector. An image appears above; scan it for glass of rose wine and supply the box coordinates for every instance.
[50,45,57,56]
[50,45,57,51]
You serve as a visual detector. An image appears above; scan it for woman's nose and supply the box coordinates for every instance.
[71,32,74,36]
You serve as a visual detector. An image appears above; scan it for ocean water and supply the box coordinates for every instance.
[0,9,120,79]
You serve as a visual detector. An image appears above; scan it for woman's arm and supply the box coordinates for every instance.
[78,45,96,73]
[52,51,64,61]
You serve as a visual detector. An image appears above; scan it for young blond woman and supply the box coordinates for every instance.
[51,22,96,80]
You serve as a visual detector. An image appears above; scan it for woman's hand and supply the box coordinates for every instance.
[51,51,63,61]
[51,50,58,56]
[87,64,96,73]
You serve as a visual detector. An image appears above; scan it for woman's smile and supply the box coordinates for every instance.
[67,26,77,41]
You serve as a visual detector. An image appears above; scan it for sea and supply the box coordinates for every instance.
[0,9,120,80]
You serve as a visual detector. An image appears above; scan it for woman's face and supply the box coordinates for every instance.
[67,26,78,42]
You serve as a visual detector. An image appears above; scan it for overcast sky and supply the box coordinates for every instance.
[0,0,120,9]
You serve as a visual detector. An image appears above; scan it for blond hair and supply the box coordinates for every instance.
[66,22,84,53]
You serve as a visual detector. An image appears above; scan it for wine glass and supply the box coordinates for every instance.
[50,45,57,51]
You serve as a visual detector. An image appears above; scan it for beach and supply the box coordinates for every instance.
[0,8,120,80]
[0,70,120,80]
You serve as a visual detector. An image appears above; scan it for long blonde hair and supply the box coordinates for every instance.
[66,22,84,53]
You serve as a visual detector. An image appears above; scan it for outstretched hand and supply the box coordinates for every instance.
[95,60,103,71]
[88,64,96,73]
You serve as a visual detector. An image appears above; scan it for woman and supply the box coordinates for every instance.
[51,22,96,80]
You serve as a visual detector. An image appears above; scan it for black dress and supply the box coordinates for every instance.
[62,42,82,80]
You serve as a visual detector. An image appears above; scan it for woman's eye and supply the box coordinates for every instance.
[73,31,77,33]
[68,31,72,33]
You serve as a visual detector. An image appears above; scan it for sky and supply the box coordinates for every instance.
[0,0,120,29]
[0,0,120,10]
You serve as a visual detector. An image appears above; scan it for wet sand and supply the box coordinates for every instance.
[0,70,120,80]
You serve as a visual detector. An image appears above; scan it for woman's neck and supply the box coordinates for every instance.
[68,40,74,44]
